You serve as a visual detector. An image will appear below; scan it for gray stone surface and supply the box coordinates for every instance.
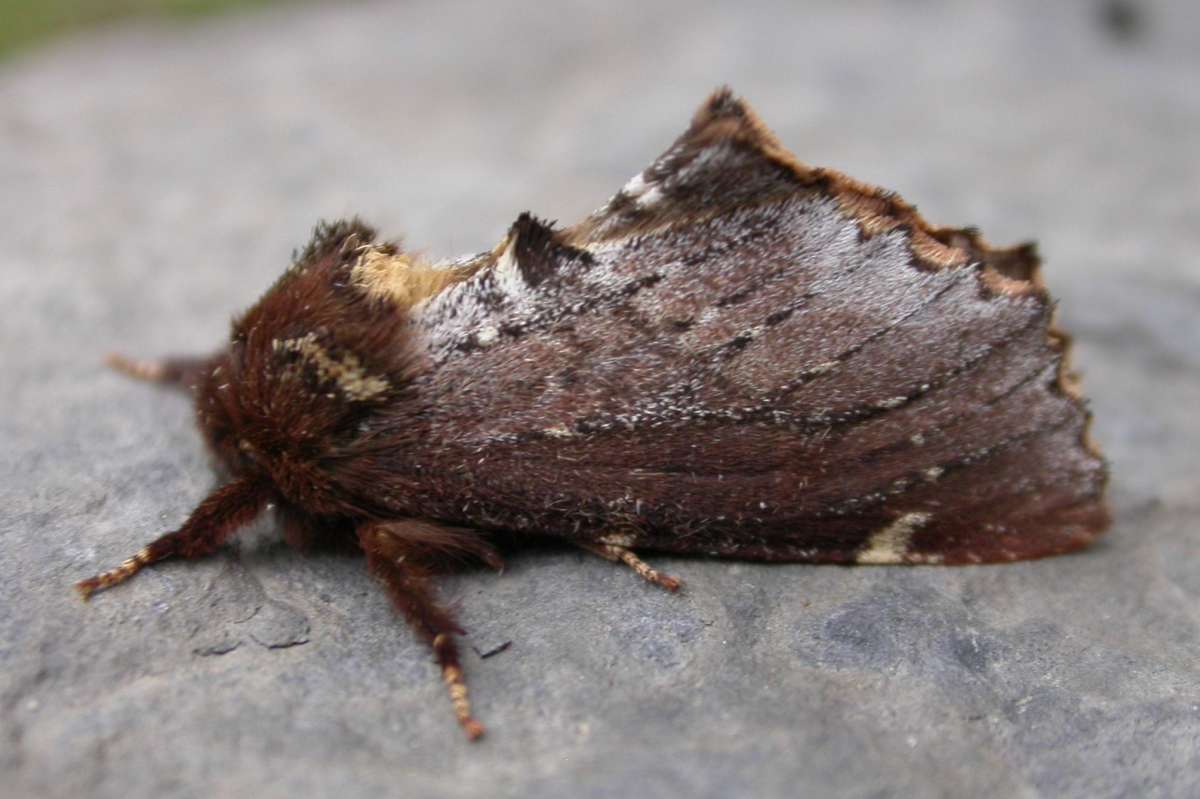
[2,1,1198,796]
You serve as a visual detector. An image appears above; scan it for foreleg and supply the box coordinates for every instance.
[76,478,270,599]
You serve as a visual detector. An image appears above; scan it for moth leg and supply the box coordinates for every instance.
[358,520,486,741]
[76,478,270,599]
[581,540,682,592]
[106,352,213,390]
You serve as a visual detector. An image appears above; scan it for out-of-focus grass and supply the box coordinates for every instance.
[0,0,289,59]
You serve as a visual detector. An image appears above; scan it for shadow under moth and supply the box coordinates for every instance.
[78,88,1109,739]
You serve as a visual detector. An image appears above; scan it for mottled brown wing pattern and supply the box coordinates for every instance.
[393,88,1107,565]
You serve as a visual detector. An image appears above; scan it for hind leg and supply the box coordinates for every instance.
[578,537,682,592]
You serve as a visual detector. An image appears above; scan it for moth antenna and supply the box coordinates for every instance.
[76,478,270,600]
[106,352,213,390]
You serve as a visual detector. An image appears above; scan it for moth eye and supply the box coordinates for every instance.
[237,439,259,463]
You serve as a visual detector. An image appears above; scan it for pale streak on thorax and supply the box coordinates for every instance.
[272,332,389,401]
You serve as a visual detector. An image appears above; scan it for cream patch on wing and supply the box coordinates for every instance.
[856,511,932,564]
[273,332,389,401]
[351,247,468,309]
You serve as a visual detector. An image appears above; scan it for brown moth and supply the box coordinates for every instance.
[78,88,1110,739]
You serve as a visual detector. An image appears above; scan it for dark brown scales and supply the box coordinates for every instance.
[76,88,1109,740]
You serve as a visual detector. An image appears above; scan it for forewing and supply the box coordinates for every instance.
[406,89,1108,565]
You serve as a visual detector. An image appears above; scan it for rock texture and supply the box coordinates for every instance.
[2,1,1198,797]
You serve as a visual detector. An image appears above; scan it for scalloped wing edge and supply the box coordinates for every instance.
[415,87,1105,496]
[554,87,1106,472]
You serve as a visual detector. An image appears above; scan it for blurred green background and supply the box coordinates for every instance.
[0,0,289,58]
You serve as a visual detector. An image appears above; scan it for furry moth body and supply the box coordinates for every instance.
[79,89,1109,739]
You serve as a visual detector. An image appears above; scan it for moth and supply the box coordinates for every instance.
[78,88,1110,739]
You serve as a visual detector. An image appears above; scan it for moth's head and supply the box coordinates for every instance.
[192,219,423,513]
